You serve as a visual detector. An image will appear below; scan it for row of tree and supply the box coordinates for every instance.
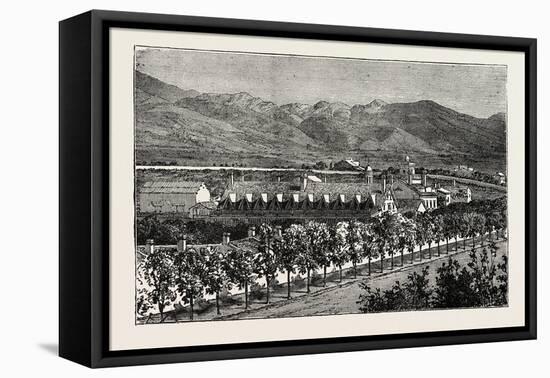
[137,198,507,322]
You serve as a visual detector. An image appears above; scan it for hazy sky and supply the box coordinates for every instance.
[136,47,507,118]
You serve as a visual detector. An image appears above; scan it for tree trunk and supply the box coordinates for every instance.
[306,269,311,294]
[266,276,270,304]
[401,249,404,266]
[472,235,475,248]
[368,257,372,276]
[353,261,357,278]
[390,254,394,270]
[159,306,165,323]
[428,242,432,259]
[380,251,384,272]
[244,281,249,309]
[463,237,466,250]
[215,292,220,315]
[287,270,291,299]
[419,246,423,261]
[339,265,343,282]
[437,241,440,257]
[446,238,449,254]
[323,265,327,287]
[189,293,194,321]
[411,248,414,264]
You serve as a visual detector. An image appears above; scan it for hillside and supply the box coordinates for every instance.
[134,71,507,169]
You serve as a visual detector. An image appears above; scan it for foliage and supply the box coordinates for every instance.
[139,248,177,320]
[357,267,432,312]
[253,224,279,302]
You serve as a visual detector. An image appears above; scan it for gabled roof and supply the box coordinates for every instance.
[141,180,205,194]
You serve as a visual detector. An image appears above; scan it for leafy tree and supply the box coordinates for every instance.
[332,222,350,281]
[202,246,229,315]
[140,247,177,322]
[433,214,445,257]
[371,216,387,272]
[254,224,278,303]
[475,213,488,247]
[414,214,427,261]
[346,220,364,278]
[300,221,328,292]
[397,215,415,266]
[174,247,206,321]
[224,245,255,309]
[442,212,456,254]
[421,213,436,259]
[275,224,303,298]
[462,212,476,250]
[306,222,331,286]
[359,221,377,275]
[385,214,402,269]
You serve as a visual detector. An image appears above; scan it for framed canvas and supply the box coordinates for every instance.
[59,10,537,368]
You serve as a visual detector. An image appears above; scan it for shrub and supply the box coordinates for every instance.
[249,282,266,301]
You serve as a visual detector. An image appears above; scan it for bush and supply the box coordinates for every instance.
[249,282,266,301]
[292,274,306,290]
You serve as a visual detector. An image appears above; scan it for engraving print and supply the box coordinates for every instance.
[134,46,508,324]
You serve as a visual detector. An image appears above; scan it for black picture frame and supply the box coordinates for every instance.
[59,9,537,368]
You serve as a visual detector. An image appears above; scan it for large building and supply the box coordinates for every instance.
[138,180,211,215]
[213,170,399,222]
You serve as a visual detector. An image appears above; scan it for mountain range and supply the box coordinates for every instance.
[135,70,506,167]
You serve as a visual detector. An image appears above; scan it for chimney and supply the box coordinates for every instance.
[371,193,376,205]
[230,170,234,189]
[301,173,308,191]
[248,226,256,238]
[453,179,456,187]
[277,175,281,183]
[324,175,327,183]
[365,165,373,184]
[222,232,230,245]
[177,234,187,252]
[145,239,154,254]
[422,171,427,187]
[241,173,245,182]
[382,175,387,193]
[275,225,282,237]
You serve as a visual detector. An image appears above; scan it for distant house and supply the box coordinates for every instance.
[188,201,217,218]
[333,158,365,171]
[138,180,211,214]
[437,188,452,206]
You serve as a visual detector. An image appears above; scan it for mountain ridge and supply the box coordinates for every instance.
[134,71,506,166]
